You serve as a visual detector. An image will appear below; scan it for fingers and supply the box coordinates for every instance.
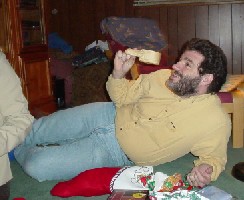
[187,172,199,187]
[115,50,135,70]
[114,50,122,62]
[187,170,211,187]
[187,173,194,186]
[116,50,122,57]
[194,170,207,187]
[113,50,135,79]
[115,50,132,62]
[187,164,213,188]
[187,172,201,187]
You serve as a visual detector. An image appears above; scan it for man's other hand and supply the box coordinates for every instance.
[187,163,213,187]
[112,50,135,79]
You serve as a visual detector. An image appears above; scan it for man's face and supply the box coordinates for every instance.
[166,50,205,96]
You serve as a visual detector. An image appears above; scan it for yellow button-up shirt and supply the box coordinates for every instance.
[106,69,231,181]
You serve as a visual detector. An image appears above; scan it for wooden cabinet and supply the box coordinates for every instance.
[0,0,7,53]
[1,0,56,116]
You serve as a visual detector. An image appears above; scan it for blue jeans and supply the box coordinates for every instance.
[14,102,133,182]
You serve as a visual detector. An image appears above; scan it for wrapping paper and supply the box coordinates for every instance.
[110,166,232,200]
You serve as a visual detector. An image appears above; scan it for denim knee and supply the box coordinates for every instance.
[22,155,47,182]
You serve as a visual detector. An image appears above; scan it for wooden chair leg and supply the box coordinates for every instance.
[232,90,244,148]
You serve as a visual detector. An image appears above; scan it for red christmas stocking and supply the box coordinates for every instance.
[50,167,121,197]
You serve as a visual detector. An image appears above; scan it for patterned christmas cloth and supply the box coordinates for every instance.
[51,166,233,199]
[110,166,232,200]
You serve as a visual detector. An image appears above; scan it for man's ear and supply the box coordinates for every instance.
[200,74,213,86]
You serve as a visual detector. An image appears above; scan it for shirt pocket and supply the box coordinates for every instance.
[150,117,184,148]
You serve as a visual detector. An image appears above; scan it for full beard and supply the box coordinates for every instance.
[166,71,202,97]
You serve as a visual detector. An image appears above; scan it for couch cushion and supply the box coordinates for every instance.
[71,62,111,106]
[217,92,233,103]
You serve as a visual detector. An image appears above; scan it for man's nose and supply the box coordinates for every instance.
[172,61,183,70]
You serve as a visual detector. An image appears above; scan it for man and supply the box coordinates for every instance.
[0,52,34,200]
[14,38,231,188]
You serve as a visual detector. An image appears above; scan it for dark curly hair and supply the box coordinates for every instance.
[179,38,227,93]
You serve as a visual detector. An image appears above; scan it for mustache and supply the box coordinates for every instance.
[173,70,183,78]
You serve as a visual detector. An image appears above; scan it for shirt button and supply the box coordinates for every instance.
[149,118,152,120]
[120,128,123,130]
[135,122,137,124]
[165,110,167,112]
